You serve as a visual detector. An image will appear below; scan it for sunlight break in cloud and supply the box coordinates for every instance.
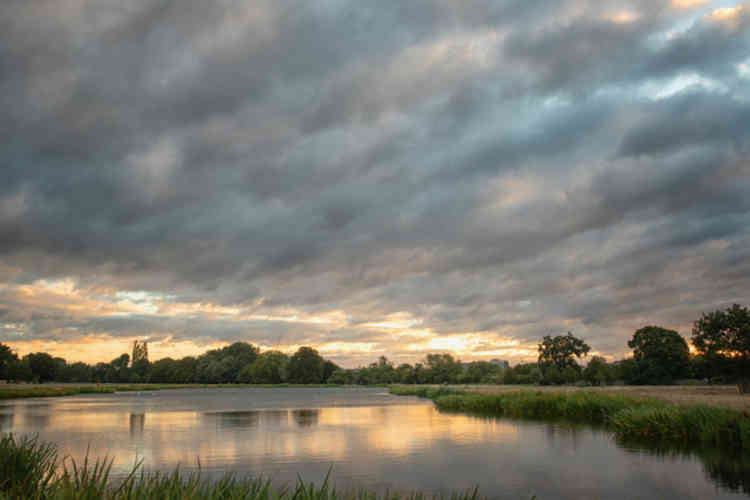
[672,0,709,8]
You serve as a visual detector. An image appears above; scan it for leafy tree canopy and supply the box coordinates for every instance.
[238,351,289,384]
[0,343,19,380]
[538,332,590,372]
[24,352,58,383]
[692,304,750,359]
[692,304,750,391]
[424,353,462,383]
[287,347,325,384]
[627,325,689,381]
[583,356,613,386]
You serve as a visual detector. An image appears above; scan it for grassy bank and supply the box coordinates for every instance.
[0,434,483,500]
[0,383,355,400]
[390,385,750,451]
[0,386,119,400]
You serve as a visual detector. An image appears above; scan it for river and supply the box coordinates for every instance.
[0,387,746,499]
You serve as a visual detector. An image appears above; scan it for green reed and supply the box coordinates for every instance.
[0,434,58,499]
[0,434,488,500]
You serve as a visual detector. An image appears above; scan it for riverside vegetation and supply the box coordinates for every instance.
[389,386,750,452]
[0,434,485,500]
[2,304,749,390]
[0,383,342,400]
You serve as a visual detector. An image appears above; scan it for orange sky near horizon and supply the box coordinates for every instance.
[0,275,701,366]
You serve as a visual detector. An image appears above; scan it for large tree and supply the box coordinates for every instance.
[692,304,750,393]
[0,343,18,381]
[627,326,690,384]
[287,347,325,384]
[582,356,614,386]
[424,353,462,383]
[149,358,179,383]
[198,342,259,382]
[24,352,58,383]
[538,332,590,384]
[237,351,289,384]
[360,356,397,384]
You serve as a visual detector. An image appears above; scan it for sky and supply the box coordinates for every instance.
[1,0,749,367]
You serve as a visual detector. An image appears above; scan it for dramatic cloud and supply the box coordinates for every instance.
[1,0,748,365]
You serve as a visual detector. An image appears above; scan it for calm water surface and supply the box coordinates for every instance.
[0,387,747,499]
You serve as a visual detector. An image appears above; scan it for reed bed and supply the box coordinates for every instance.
[0,434,486,500]
[390,385,750,451]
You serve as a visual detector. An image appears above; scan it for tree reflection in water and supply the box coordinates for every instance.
[201,410,298,430]
[22,403,52,429]
[129,413,145,438]
[616,436,750,496]
[202,411,261,430]
[0,412,12,432]
[292,409,319,427]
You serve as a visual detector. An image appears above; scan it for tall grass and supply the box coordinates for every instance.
[389,385,750,451]
[0,434,57,498]
[0,434,487,500]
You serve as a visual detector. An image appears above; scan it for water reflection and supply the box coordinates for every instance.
[618,438,750,497]
[703,451,750,496]
[0,412,13,432]
[0,388,747,499]
[203,411,261,430]
[21,404,52,429]
[292,409,319,427]
[129,413,145,438]
[261,410,288,427]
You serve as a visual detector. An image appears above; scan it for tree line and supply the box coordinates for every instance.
[529,303,750,391]
[0,343,341,385]
[0,304,747,390]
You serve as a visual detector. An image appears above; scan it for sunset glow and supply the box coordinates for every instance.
[1,0,748,368]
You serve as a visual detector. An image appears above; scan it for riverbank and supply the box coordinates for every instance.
[0,383,349,400]
[389,386,750,452]
[2,382,747,409]
[0,434,483,500]
[456,384,750,411]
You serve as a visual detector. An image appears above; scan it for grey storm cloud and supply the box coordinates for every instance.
[1,0,749,363]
